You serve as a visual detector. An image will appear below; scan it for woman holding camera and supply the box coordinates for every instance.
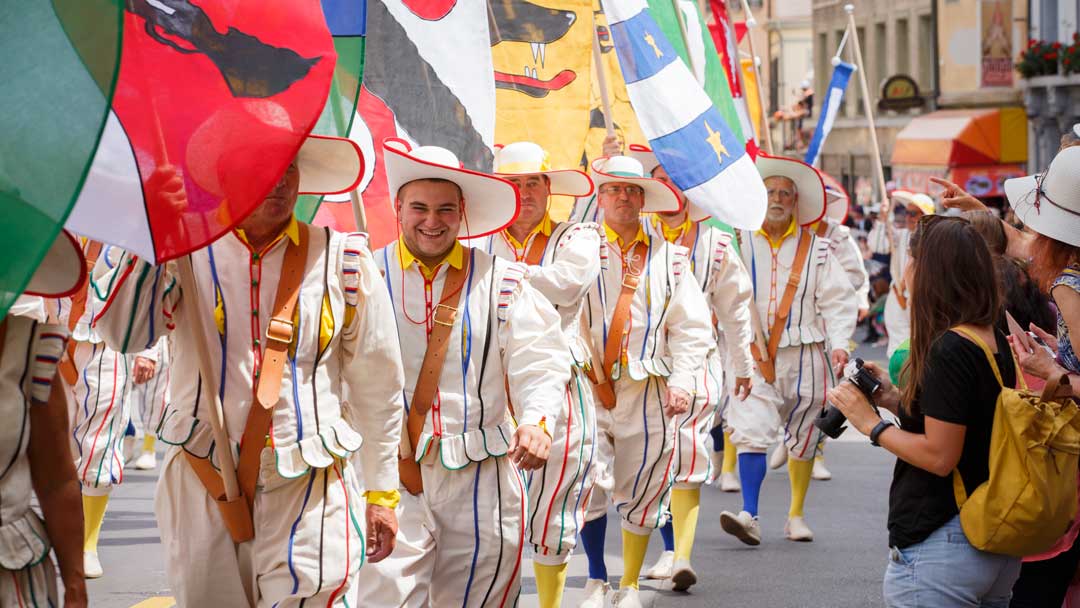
[829,216,1022,607]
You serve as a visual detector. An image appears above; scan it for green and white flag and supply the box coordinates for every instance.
[0,0,123,319]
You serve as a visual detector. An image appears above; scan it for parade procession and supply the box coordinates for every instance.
[5,0,1080,607]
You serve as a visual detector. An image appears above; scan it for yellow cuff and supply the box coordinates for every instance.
[364,489,401,509]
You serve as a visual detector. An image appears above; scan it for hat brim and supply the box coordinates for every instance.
[629,146,709,221]
[755,154,825,225]
[496,169,595,198]
[1005,174,1080,247]
[297,135,364,195]
[819,172,850,223]
[24,230,86,298]
[590,158,683,214]
[384,139,520,239]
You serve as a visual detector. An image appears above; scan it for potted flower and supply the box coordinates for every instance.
[1063,33,1080,76]
[1017,39,1060,78]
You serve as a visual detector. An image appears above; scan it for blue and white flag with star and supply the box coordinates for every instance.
[601,0,766,230]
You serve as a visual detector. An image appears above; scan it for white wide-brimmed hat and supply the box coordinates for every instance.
[890,190,935,216]
[23,230,87,298]
[294,134,365,195]
[494,142,594,197]
[818,171,850,223]
[1005,146,1080,247]
[384,138,520,239]
[626,144,709,221]
[589,155,682,214]
[755,154,825,225]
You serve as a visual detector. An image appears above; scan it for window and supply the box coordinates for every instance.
[918,14,933,91]
[817,31,829,115]
[896,18,910,76]
[875,22,887,89]
[1040,0,1058,43]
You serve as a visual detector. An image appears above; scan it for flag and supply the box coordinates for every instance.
[707,0,756,152]
[600,0,766,230]
[64,0,337,264]
[741,57,763,142]
[804,60,855,167]
[647,1,747,149]
[314,0,497,248]
[0,0,122,319]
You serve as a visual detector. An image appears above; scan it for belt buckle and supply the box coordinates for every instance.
[265,318,295,345]
[433,304,458,327]
[621,274,639,290]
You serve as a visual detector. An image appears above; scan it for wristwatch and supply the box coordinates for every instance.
[870,419,895,447]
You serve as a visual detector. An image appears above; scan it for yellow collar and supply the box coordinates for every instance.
[504,214,554,250]
[757,218,797,249]
[397,237,465,279]
[234,216,301,251]
[603,221,650,250]
[652,214,693,244]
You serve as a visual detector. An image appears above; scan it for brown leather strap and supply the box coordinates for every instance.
[891,283,908,310]
[590,241,648,409]
[184,452,254,542]
[234,227,310,512]
[524,231,551,266]
[399,253,471,495]
[750,231,813,382]
[59,241,102,386]
[814,221,829,238]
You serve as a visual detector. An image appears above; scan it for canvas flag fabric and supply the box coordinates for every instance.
[0,0,123,319]
[740,57,763,143]
[64,0,338,264]
[599,0,766,230]
[805,60,855,168]
[318,0,496,249]
[707,0,756,153]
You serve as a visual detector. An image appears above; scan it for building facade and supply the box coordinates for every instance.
[1023,0,1080,172]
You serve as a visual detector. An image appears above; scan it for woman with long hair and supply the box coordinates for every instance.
[828,216,1022,607]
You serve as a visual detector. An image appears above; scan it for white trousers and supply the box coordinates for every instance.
[0,558,57,607]
[671,360,722,488]
[127,352,169,438]
[358,456,526,607]
[884,291,910,358]
[584,376,676,534]
[527,369,596,565]
[728,343,833,461]
[155,447,363,607]
[69,341,131,495]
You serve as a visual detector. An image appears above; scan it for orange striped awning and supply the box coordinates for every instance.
[890,108,1027,167]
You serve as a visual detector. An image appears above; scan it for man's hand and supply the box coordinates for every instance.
[365,504,398,563]
[858,308,869,323]
[62,581,88,608]
[601,134,623,157]
[131,356,157,385]
[146,164,187,214]
[664,387,691,417]
[733,376,752,401]
[830,349,849,378]
[508,424,551,471]
[929,177,987,213]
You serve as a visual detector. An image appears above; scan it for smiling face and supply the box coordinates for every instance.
[598,180,646,228]
[764,175,798,225]
[396,179,464,265]
[505,174,550,232]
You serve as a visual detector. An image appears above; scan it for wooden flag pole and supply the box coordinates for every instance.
[592,28,616,137]
[844,4,889,213]
[739,0,773,154]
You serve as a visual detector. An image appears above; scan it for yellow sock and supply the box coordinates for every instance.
[788,458,813,517]
[142,434,156,453]
[82,494,109,553]
[534,562,568,608]
[671,487,700,561]
[722,432,737,474]
[619,529,650,590]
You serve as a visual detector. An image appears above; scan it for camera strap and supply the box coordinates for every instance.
[750,230,812,384]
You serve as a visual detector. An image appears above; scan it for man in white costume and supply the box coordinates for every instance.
[628,145,755,591]
[126,336,170,470]
[483,141,601,608]
[92,136,405,607]
[361,139,570,607]
[576,155,712,608]
[719,155,857,546]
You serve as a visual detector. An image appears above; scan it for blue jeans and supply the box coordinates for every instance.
[883,515,1022,607]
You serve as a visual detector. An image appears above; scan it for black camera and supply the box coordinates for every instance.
[813,358,882,439]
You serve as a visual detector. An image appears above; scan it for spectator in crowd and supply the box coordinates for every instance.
[828,216,1023,607]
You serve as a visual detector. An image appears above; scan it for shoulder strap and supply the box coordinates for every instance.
[591,240,648,409]
[764,231,813,362]
[524,231,551,266]
[950,326,1005,388]
[59,240,104,385]
[236,227,310,511]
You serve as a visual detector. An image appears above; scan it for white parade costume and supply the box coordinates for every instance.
[814,218,870,313]
[92,222,405,607]
[127,336,170,443]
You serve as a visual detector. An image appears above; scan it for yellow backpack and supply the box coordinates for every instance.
[951,326,1080,557]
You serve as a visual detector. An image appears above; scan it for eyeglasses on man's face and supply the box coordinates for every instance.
[599,184,645,197]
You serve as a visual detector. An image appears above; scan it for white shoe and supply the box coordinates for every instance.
[84,551,103,579]
[612,586,643,608]
[812,456,832,481]
[769,446,788,469]
[719,510,761,546]
[644,550,673,579]
[785,516,815,542]
[579,578,610,608]
[706,450,723,485]
[719,471,741,492]
[670,559,697,592]
[134,450,157,471]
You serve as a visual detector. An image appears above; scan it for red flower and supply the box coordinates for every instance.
[1046,52,1059,60]
[1029,38,1038,46]
[1066,58,1073,66]
[1053,42,1063,49]
[1074,32,1079,41]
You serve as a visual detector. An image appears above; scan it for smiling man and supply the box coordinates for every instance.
[575,155,712,608]
[363,139,572,607]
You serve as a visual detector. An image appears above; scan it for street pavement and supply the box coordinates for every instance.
[88,337,893,607]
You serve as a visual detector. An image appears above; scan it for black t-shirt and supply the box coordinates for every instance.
[886,329,1016,548]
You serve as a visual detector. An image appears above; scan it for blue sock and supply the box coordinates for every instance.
[738,452,767,517]
[659,520,674,551]
[709,425,725,451]
[580,515,608,581]
[124,420,136,437]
